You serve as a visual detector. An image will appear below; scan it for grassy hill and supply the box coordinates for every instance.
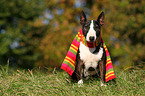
[0,65,145,96]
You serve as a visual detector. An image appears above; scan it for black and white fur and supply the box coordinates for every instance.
[71,11,106,86]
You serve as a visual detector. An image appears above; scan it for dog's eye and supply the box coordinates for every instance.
[94,25,99,28]
[84,25,89,28]
[85,25,88,28]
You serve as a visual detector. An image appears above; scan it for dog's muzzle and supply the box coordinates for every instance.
[89,36,95,42]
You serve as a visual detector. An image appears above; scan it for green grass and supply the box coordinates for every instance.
[0,65,145,96]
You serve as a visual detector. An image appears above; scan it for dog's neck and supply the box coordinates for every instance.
[87,41,102,53]
[92,42,102,53]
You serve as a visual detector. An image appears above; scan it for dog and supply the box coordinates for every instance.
[71,10,107,86]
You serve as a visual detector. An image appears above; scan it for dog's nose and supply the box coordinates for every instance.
[89,36,95,42]
[88,67,95,71]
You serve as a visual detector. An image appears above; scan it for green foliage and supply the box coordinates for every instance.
[0,65,145,95]
[0,0,45,68]
[38,0,82,68]
[105,0,145,69]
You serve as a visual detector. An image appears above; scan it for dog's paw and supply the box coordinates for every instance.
[78,79,83,87]
[101,82,107,87]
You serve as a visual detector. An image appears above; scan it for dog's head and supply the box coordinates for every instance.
[80,10,105,42]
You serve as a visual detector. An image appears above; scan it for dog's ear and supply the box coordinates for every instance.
[80,10,87,25]
[97,12,105,26]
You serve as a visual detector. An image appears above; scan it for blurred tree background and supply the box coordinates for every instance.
[0,0,144,71]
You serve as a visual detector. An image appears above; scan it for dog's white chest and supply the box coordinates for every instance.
[79,42,103,70]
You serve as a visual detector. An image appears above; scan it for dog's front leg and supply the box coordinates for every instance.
[74,50,84,86]
[77,61,84,86]
[99,60,107,86]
